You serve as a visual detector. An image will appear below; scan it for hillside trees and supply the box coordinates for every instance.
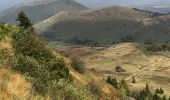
[16,11,33,29]
[12,12,71,96]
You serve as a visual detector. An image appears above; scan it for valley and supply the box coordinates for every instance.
[0,0,170,99]
[56,43,170,96]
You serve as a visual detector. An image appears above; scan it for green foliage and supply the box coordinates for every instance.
[105,76,130,97]
[106,76,118,89]
[119,79,131,97]
[115,66,126,72]
[0,49,13,66]
[136,84,167,100]
[12,29,55,64]
[12,28,71,95]
[16,11,33,29]
[51,79,93,100]
[162,95,168,100]
[132,77,136,83]
[0,23,18,40]
[155,87,164,94]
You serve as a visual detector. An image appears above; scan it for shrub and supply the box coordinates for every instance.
[70,56,85,73]
[12,29,71,95]
[0,49,13,66]
[132,77,136,83]
[105,76,118,89]
[51,79,93,100]
[155,87,164,94]
[119,79,131,97]
[115,66,126,72]
[87,81,101,98]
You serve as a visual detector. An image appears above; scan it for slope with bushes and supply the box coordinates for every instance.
[0,21,121,99]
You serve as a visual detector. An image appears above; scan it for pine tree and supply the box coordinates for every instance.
[16,11,33,29]
[106,76,118,89]
[159,87,164,94]
[145,83,150,93]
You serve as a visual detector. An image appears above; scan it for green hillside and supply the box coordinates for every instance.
[0,20,121,99]
[35,6,170,46]
[0,0,87,24]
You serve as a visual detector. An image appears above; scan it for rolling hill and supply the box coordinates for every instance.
[35,6,170,46]
[0,0,87,24]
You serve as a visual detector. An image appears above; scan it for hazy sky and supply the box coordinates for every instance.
[0,0,31,11]
[1,0,170,11]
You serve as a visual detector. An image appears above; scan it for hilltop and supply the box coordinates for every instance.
[0,0,87,24]
[35,6,170,46]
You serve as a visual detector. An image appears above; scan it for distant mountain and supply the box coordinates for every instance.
[0,0,87,24]
[76,0,170,13]
[35,6,170,46]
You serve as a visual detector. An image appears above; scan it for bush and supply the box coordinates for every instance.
[70,56,85,73]
[87,81,102,98]
[132,77,136,83]
[12,29,71,95]
[115,66,126,72]
[0,49,13,66]
[51,79,93,100]
[155,87,164,94]
[105,76,118,89]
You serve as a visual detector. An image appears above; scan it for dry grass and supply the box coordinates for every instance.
[0,67,44,100]
[58,43,170,96]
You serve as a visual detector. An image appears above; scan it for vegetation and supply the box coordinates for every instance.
[16,11,33,29]
[70,55,85,73]
[106,76,118,89]
[34,6,170,46]
[155,88,164,94]
[136,84,168,100]
[132,77,136,83]
[115,66,126,72]
[105,76,130,97]
[87,81,102,98]
[0,12,121,100]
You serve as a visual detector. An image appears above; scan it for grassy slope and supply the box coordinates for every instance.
[0,0,87,24]
[0,38,44,99]
[57,43,170,96]
[35,6,170,45]
[0,25,121,99]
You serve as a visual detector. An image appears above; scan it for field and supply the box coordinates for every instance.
[56,43,170,96]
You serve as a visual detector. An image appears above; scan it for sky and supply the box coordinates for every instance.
[1,0,170,11]
[0,0,31,11]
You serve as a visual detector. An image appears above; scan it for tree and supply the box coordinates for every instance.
[132,77,136,83]
[106,76,118,89]
[16,11,33,29]
[145,83,151,94]
[119,79,131,96]
[159,87,164,94]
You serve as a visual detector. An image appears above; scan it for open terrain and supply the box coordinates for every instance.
[56,43,170,96]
